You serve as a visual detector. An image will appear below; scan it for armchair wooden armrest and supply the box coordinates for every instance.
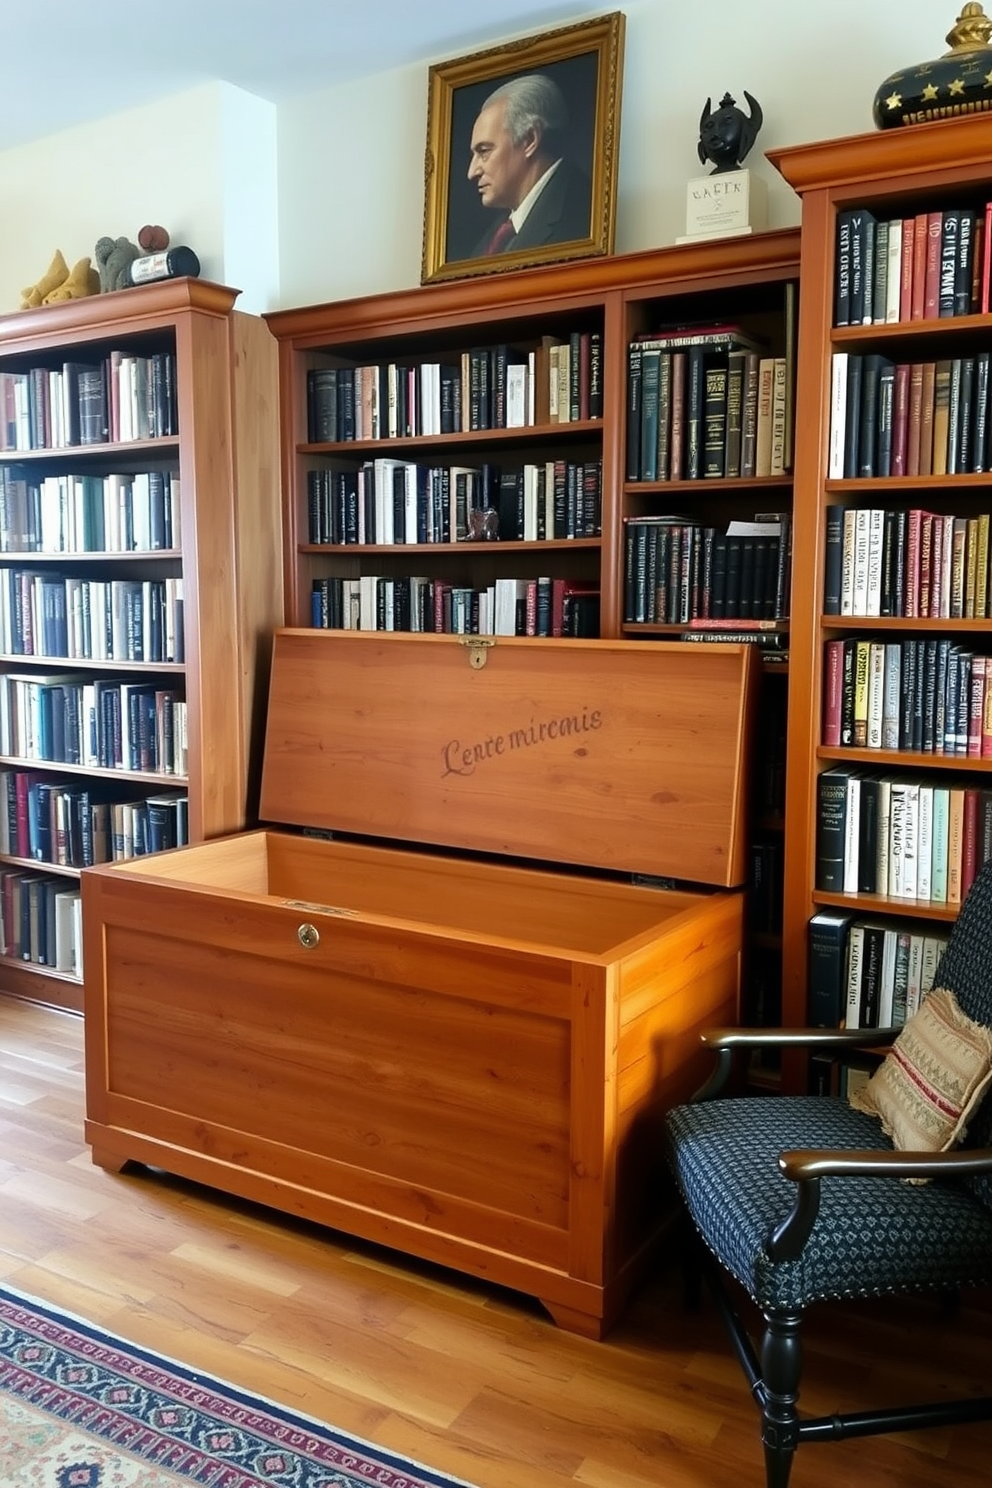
[693,1026,894,1102]
[768,1145,992,1262]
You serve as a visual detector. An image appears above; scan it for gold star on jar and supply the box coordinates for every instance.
[921,81,939,100]
[885,91,902,109]
[986,68,992,86]
[949,77,966,94]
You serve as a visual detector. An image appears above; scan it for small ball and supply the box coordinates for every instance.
[138,225,170,252]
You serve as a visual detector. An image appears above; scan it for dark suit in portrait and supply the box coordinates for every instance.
[473,158,592,257]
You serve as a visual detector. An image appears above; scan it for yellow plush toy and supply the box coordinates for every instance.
[19,249,99,309]
[20,249,69,308]
[43,257,100,304]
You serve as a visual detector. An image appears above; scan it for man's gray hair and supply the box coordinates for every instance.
[483,72,568,146]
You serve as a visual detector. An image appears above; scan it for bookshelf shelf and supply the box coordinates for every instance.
[624,475,794,497]
[298,537,603,556]
[817,746,992,770]
[0,280,282,1010]
[813,889,960,923]
[771,116,992,1071]
[300,420,604,456]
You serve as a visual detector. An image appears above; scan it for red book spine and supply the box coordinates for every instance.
[551,577,565,637]
[971,214,985,312]
[904,508,922,618]
[669,352,687,481]
[983,662,992,758]
[891,362,910,476]
[929,515,944,619]
[918,361,936,475]
[962,786,981,898]
[924,211,943,319]
[905,362,924,477]
[983,200,992,315]
[524,580,538,636]
[911,212,929,320]
[968,655,986,758]
[822,639,845,747]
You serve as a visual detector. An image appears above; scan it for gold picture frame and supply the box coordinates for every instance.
[421,13,625,285]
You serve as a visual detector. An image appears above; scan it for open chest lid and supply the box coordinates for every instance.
[259,630,758,889]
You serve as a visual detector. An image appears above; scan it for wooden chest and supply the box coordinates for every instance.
[83,630,757,1337]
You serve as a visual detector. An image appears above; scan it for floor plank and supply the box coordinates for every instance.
[0,997,989,1488]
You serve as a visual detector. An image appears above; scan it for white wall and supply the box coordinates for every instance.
[0,82,278,315]
[0,1,962,314]
[275,0,949,306]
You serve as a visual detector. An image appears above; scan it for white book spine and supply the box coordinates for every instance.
[828,352,848,479]
[841,508,857,616]
[917,784,934,902]
[843,776,861,894]
[877,928,897,1027]
[885,219,902,323]
[865,507,885,617]
[888,781,906,897]
[901,781,920,899]
[852,508,871,617]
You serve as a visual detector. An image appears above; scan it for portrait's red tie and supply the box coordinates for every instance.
[483,218,517,255]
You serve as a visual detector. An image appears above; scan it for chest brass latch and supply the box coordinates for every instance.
[460,636,495,669]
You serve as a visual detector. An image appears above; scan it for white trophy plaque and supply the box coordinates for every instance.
[676,168,767,244]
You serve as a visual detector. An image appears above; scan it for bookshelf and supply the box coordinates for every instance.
[265,231,800,1040]
[770,115,992,1072]
[0,279,283,1013]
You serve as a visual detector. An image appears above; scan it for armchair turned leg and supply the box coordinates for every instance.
[760,1308,803,1488]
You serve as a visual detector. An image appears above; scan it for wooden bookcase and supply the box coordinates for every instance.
[266,235,800,643]
[770,116,992,1068]
[265,231,800,1041]
[0,279,283,1013]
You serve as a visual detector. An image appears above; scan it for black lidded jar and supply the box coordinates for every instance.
[126,246,201,286]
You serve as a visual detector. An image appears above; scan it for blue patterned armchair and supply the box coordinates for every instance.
[665,859,992,1488]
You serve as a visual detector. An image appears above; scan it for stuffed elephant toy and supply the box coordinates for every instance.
[94,235,141,293]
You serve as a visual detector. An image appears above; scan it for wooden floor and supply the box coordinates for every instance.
[1,996,990,1488]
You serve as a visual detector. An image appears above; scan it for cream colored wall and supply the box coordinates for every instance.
[276,0,950,307]
[0,82,278,315]
[0,1,967,314]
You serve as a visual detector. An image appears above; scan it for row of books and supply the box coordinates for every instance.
[808,909,950,1032]
[0,468,182,555]
[306,458,602,546]
[816,767,992,904]
[310,575,600,638]
[824,506,992,620]
[0,350,178,452]
[623,514,791,625]
[833,204,991,327]
[0,573,185,665]
[823,637,990,757]
[0,676,188,776]
[0,868,81,975]
[306,332,603,443]
[0,768,188,868]
[828,353,992,480]
[626,327,791,483]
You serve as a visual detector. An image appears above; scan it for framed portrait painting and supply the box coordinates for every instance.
[421,13,625,285]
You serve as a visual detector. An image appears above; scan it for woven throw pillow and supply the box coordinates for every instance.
[849,986,992,1153]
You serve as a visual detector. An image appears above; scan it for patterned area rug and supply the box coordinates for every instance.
[0,1284,476,1487]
